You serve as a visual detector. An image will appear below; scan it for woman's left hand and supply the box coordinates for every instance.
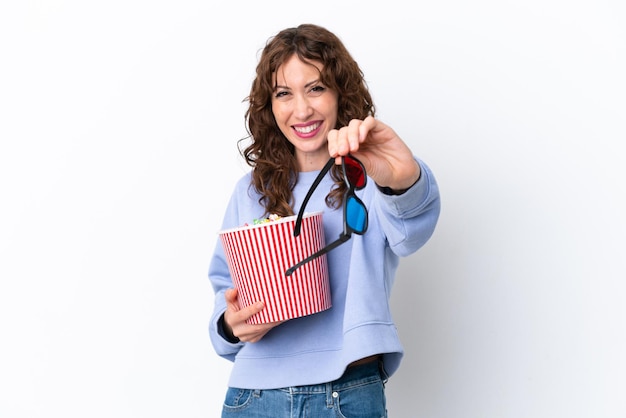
[326,116,420,191]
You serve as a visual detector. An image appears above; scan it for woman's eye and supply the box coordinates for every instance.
[274,91,289,99]
[310,85,325,93]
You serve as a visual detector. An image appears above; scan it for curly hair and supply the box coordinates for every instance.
[239,23,375,217]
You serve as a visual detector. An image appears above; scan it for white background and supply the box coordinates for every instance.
[1,1,625,417]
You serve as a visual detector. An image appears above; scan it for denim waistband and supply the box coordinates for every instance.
[279,360,384,395]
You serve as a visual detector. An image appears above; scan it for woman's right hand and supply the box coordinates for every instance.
[223,288,283,343]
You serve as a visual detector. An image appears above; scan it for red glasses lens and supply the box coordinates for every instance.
[343,156,366,189]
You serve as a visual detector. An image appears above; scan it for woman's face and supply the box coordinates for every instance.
[271,54,338,171]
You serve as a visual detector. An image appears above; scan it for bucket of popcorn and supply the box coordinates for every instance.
[218,211,331,324]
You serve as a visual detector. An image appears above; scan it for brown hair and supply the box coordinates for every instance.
[240,23,375,217]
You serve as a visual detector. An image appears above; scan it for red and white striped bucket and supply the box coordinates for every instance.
[218,211,331,324]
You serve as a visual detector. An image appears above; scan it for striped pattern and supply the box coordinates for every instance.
[218,212,331,324]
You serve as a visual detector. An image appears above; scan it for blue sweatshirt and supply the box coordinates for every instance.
[208,158,440,389]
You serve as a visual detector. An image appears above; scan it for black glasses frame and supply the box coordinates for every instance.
[286,155,368,276]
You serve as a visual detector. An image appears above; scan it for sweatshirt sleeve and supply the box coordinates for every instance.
[208,239,244,361]
[208,182,247,361]
[373,157,441,257]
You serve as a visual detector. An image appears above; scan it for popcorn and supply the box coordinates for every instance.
[245,213,283,226]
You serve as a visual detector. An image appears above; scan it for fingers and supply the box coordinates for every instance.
[223,288,276,343]
[228,301,281,344]
[328,116,377,158]
[326,117,419,189]
[225,288,265,319]
[239,320,283,343]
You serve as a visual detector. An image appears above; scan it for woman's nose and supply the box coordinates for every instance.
[293,95,313,119]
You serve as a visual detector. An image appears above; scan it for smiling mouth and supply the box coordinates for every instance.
[293,122,321,134]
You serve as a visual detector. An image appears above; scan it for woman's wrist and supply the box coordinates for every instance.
[218,313,240,343]
[376,172,420,195]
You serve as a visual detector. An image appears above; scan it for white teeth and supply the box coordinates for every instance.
[294,123,320,134]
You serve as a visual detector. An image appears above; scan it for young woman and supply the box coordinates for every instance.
[209,23,441,417]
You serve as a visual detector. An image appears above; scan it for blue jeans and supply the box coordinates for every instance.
[221,361,388,417]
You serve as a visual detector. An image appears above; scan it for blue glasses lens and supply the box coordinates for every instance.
[345,195,367,233]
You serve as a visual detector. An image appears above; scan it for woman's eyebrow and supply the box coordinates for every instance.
[274,78,321,91]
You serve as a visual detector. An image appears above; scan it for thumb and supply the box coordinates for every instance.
[225,288,240,311]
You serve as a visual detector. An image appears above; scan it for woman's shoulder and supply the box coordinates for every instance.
[234,170,252,186]
[230,170,258,197]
